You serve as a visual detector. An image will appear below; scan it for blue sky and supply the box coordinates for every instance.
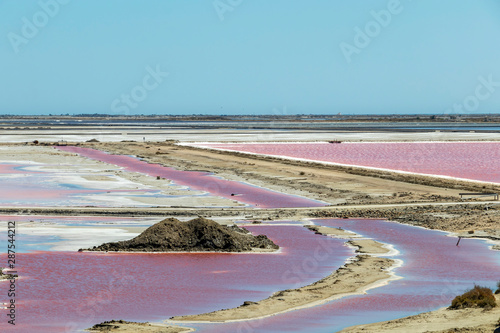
[1,0,500,115]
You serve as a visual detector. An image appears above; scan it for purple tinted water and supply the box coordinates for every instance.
[57,146,326,208]
[189,219,500,333]
[0,225,350,332]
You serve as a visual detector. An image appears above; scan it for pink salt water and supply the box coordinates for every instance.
[194,142,500,183]
[1,218,498,332]
[57,146,326,208]
[191,219,500,333]
[0,225,350,332]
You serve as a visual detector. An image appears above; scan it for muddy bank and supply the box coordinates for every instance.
[87,320,194,333]
[311,203,500,238]
[0,268,17,281]
[2,202,499,237]
[81,217,278,252]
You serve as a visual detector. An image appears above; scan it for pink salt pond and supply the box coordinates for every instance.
[57,146,326,208]
[0,220,498,332]
[190,219,500,333]
[0,225,350,332]
[193,142,500,183]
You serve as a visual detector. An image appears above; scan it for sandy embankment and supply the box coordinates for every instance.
[86,320,194,333]
[341,295,500,333]
[171,226,396,323]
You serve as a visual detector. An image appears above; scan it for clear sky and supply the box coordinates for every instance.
[1,0,500,115]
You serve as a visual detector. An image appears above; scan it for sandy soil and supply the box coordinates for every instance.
[306,225,390,254]
[341,295,500,333]
[310,204,500,244]
[347,239,391,254]
[86,320,193,333]
[0,270,17,281]
[2,202,499,243]
[306,225,359,238]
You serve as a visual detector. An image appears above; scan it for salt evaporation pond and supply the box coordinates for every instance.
[0,224,351,332]
[58,146,326,208]
[0,162,191,207]
[189,219,500,333]
[192,142,500,183]
[1,218,498,332]
[1,145,500,332]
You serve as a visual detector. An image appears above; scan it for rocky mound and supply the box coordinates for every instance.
[81,217,279,252]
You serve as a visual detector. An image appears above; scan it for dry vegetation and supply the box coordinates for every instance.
[449,285,497,309]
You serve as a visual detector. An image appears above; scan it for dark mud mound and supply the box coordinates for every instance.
[82,217,279,252]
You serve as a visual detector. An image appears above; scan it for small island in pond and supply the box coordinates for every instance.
[80,217,279,253]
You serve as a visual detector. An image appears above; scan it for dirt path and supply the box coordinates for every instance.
[2,202,499,237]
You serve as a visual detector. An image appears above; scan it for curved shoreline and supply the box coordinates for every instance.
[340,295,500,333]
[170,256,397,324]
[169,227,399,324]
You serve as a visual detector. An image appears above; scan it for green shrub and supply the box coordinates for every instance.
[449,285,497,309]
[496,281,500,295]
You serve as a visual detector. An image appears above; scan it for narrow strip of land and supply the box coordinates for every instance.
[87,320,194,333]
[0,201,497,216]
